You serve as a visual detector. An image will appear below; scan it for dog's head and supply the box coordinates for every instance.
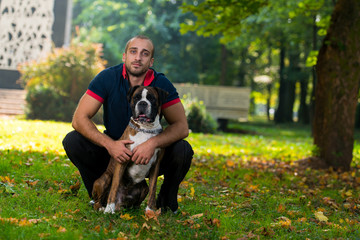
[127,86,168,124]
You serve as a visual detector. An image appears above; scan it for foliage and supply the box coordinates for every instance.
[73,0,231,85]
[1,119,360,239]
[18,40,106,102]
[25,86,77,122]
[180,0,334,123]
[17,40,106,121]
[181,95,218,133]
[180,0,268,43]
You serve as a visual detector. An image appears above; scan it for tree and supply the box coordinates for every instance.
[181,0,360,169]
[313,0,360,170]
[73,0,229,85]
[180,0,331,124]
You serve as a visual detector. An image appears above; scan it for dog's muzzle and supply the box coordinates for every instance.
[135,100,153,122]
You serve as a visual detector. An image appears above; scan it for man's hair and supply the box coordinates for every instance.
[124,35,155,58]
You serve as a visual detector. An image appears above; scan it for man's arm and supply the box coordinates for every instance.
[72,93,133,163]
[132,101,189,165]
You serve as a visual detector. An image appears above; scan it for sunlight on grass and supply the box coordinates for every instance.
[187,131,314,162]
[0,119,71,154]
[0,119,105,155]
[1,119,360,239]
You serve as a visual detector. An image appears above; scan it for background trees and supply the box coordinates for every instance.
[69,0,359,169]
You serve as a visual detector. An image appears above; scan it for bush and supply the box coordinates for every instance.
[18,40,106,122]
[25,86,76,122]
[181,95,218,133]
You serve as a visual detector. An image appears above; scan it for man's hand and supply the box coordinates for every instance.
[132,139,157,165]
[107,139,134,164]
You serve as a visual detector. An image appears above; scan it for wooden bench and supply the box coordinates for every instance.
[174,84,250,129]
[0,88,26,115]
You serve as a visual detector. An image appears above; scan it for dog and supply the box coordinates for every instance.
[92,85,168,214]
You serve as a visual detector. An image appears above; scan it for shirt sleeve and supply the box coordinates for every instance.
[155,74,181,109]
[87,68,115,103]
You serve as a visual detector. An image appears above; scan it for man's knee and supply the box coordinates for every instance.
[62,131,82,154]
[179,140,194,166]
[163,140,194,171]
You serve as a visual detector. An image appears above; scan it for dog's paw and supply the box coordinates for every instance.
[145,206,161,216]
[145,206,154,213]
[104,203,116,214]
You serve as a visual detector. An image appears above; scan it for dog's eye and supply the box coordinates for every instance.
[147,95,155,102]
[134,94,142,101]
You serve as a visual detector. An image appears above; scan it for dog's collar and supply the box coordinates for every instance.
[129,120,163,134]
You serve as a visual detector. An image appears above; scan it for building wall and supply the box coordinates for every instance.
[0,0,72,89]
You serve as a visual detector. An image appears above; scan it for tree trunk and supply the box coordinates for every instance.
[274,41,287,123]
[275,41,296,123]
[298,74,309,124]
[310,14,318,133]
[313,0,360,170]
[220,44,227,85]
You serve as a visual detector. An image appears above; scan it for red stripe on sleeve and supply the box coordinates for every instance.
[86,89,104,103]
[162,98,181,109]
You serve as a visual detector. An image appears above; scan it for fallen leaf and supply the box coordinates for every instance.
[136,222,151,238]
[18,219,32,226]
[0,176,15,185]
[144,208,161,225]
[314,211,328,222]
[94,225,101,232]
[277,204,286,213]
[271,216,292,228]
[25,180,39,187]
[120,213,134,220]
[38,233,51,238]
[296,217,307,223]
[57,226,67,232]
[226,160,235,167]
[190,187,195,197]
[70,180,81,194]
[190,213,204,219]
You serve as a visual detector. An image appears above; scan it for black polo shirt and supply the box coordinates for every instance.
[86,63,180,140]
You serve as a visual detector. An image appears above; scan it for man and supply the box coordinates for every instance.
[62,35,193,213]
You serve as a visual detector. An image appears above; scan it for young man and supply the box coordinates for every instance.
[62,35,193,213]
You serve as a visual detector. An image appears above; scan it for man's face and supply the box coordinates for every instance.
[123,38,154,77]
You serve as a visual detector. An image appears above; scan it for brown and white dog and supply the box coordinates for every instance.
[92,86,168,214]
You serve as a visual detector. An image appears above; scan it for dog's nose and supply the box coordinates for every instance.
[138,101,148,107]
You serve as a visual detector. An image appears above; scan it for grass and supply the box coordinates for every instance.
[0,118,359,239]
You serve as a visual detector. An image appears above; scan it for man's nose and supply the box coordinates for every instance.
[135,52,141,61]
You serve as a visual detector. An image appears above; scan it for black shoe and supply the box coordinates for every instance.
[156,192,178,214]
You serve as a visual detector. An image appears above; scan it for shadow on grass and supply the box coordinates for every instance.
[1,147,360,239]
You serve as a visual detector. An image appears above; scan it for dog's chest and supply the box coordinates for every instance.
[127,131,159,183]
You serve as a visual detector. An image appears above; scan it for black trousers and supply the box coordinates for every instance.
[62,130,193,212]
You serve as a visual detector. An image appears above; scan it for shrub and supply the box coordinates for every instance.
[18,40,106,122]
[25,85,76,122]
[181,94,218,133]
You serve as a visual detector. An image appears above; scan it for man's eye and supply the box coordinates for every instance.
[142,52,150,57]
[130,50,136,54]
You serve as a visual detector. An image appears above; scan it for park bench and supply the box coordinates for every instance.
[174,83,250,130]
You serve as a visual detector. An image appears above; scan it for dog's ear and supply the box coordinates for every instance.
[127,85,141,103]
[154,87,169,106]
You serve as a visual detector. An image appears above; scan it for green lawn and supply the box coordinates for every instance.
[0,119,359,239]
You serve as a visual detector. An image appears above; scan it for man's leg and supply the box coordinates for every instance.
[156,140,193,213]
[62,130,110,197]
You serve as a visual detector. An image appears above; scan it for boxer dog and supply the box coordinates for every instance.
[92,85,168,214]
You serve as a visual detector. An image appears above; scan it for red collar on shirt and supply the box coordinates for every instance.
[122,64,155,86]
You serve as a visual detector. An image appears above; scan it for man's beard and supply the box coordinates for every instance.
[125,62,149,77]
